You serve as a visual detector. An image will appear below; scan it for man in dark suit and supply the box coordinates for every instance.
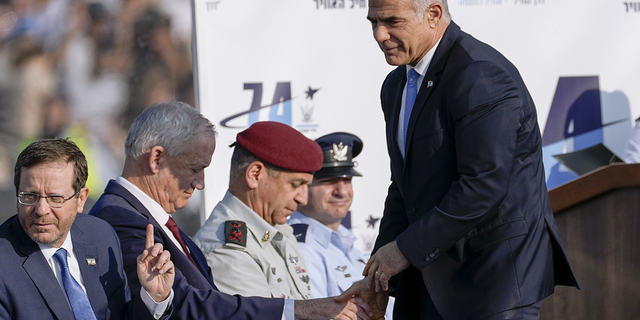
[90,101,372,320]
[339,0,580,319]
[0,138,174,320]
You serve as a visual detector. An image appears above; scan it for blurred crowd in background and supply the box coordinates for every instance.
[0,0,200,233]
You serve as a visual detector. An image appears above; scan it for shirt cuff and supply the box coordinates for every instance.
[140,287,174,319]
[283,299,295,320]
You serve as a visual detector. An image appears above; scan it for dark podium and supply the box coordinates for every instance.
[540,163,640,319]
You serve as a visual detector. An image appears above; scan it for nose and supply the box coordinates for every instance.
[34,197,51,216]
[294,184,309,206]
[373,24,390,43]
[332,181,347,197]
[192,170,205,190]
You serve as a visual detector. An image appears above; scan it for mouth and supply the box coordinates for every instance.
[329,200,349,207]
[380,44,399,55]
[33,222,55,230]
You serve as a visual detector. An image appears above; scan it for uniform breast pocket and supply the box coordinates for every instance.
[268,278,293,299]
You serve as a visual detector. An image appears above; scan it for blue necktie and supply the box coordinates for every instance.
[404,69,420,152]
[53,248,98,320]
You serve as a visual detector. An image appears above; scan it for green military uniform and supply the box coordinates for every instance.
[194,191,312,299]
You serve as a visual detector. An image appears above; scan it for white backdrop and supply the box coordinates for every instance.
[192,0,640,252]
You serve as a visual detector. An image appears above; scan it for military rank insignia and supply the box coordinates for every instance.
[225,220,247,247]
[290,223,308,243]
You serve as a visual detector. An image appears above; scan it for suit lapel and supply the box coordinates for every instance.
[71,225,106,320]
[405,22,460,157]
[183,233,216,289]
[15,220,76,320]
[391,71,407,164]
[105,180,215,288]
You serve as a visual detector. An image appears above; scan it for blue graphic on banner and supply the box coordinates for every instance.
[542,76,602,189]
[541,76,632,189]
[220,82,292,128]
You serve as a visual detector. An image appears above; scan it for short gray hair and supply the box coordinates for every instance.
[413,0,451,23]
[125,101,216,158]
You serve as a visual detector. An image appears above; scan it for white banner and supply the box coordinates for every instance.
[193,0,640,252]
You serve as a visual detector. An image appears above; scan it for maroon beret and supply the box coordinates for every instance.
[235,121,323,172]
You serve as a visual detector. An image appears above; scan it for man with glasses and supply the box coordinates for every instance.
[0,138,175,319]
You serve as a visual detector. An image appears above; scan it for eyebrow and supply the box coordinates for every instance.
[290,178,311,184]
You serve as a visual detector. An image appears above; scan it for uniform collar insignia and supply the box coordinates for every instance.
[262,231,270,243]
[335,265,347,272]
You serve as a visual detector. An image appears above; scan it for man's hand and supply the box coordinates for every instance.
[336,279,388,320]
[295,296,373,320]
[363,241,410,292]
[137,224,175,302]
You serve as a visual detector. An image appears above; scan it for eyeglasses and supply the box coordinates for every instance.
[17,189,81,208]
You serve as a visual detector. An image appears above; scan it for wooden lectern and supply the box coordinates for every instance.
[540,163,640,319]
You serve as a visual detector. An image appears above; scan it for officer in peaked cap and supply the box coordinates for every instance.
[193,121,320,301]
[288,132,393,318]
[313,132,363,179]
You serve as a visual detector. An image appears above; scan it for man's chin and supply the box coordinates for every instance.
[29,231,62,246]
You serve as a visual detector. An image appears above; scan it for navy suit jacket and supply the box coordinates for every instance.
[0,213,159,320]
[89,180,284,320]
[375,22,580,319]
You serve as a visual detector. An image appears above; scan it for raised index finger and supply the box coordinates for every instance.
[146,224,154,249]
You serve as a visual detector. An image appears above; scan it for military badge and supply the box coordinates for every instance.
[331,142,348,161]
[224,220,247,247]
[290,223,309,243]
[335,265,347,272]
[300,275,310,284]
[289,254,299,265]
[295,266,306,274]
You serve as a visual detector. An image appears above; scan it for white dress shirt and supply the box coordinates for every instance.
[116,176,186,255]
[39,232,171,319]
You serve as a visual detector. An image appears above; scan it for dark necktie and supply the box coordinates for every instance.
[53,248,98,320]
[404,69,420,152]
[166,217,197,266]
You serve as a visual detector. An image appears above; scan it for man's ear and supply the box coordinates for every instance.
[76,187,90,213]
[426,3,443,27]
[148,146,166,174]
[245,161,265,190]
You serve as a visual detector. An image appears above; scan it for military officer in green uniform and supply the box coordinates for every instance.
[194,121,323,300]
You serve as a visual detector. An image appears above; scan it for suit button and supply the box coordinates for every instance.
[434,248,440,254]
[429,253,436,258]
[407,207,416,215]
[425,256,430,262]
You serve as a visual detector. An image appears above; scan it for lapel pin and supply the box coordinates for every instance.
[262,231,270,242]
[86,258,96,266]
[427,81,434,88]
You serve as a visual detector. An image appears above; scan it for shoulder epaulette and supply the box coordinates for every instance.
[290,223,309,243]
[224,220,247,247]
